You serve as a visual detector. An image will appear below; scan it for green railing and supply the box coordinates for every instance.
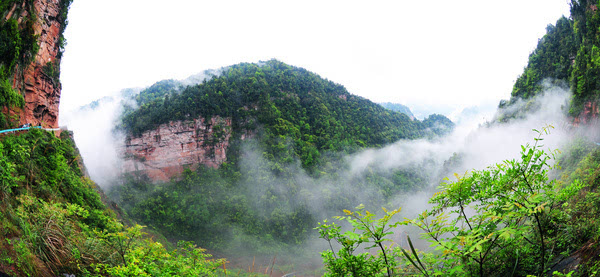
[0,126,61,134]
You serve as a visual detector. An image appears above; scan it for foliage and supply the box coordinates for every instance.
[111,163,314,252]
[0,129,225,276]
[407,127,565,276]
[134,79,182,106]
[110,146,435,254]
[569,0,600,107]
[119,60,453,171]
[315,205,401,276]
[0,0,40,129]
[42,61,60,86]
[313,129,600,276]
[93,226,225,277]
[510,16,578,100]
[501,1,600,117]
[56,0,73,59]
[422,114,455,137]
[0,18,27,128]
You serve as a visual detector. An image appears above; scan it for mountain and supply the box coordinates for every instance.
[498,2,600,123]
[378,102,415,118]
[118,60,455,181]
[100,61,457,253]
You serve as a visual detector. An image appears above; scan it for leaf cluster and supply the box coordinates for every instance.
[408,127,562,276]
[315,205,401,276]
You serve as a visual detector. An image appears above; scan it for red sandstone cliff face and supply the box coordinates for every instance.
[8,0,63,129]
[122,116,233,182]
[573,100,599,125]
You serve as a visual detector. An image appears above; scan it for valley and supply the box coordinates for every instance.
[3,0,600,276]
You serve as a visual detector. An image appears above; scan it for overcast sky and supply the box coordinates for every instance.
[59,0,571,122]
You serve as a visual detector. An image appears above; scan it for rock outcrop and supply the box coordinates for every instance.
[122,116,232,182]
[8,0,65,129]
[574,100,599,126]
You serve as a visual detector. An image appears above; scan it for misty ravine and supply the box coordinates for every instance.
[65,59,600,276]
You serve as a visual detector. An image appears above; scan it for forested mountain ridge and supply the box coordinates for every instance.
[119,60,454,176]
[499,0,600,122]
[121,60,454,142]
[107,60,457,256]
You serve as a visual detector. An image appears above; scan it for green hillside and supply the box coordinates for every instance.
[110,60,455,255]
[120,60,454,170]
[501,0,600,118]
[0,130,226,276]
[0,1,226,276]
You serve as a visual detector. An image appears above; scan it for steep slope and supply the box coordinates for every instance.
[498,1,600,122]
[119,60,454,181]
[510,16,578,100]
[0,1,227,276]
[488,1,600,273]
[122,116,232,181]
[1,0,67,129]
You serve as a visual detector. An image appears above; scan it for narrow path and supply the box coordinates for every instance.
[0,126,61,134]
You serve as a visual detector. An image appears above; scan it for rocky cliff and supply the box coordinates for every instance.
[4,0,67,129]
[122,116,233,182]
[574,100,600,126]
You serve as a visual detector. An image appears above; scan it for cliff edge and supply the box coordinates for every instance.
[2,0,69,129]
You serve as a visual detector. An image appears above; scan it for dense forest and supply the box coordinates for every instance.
[109,60,454,256]
[499,0,600,120]
[120,60,454,165]
[0,130,228,276]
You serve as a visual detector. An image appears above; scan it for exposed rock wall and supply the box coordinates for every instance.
[122,116,232,182]
[574,100,599,125]
[9,0,64,129]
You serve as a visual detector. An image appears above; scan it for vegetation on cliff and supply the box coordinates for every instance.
[120,60,454,168]
[500,0,600,119]
[111,129,436,255]
[110,60,455,255]
[0,0,37,128]
[0,1,227,276]
[0,130,226,276]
